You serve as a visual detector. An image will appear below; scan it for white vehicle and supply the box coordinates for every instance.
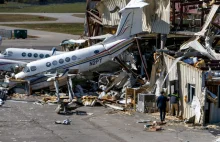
[15,0,148,79]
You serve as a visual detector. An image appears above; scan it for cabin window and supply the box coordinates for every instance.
[72,55,77,60]
[45,54,50,58]
[30,66,36,71]
[187,84,195,103]
[28,53,32,57]
[65,57,70,62]
[59,59,64,64]
[52,60,58,66]
[2,51,7,55]
[34,53,38,58]
[22,52,26,57]
[46,62,51,67]
[39,54,44,58]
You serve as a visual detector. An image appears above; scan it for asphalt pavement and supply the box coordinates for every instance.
[0,101,217,142]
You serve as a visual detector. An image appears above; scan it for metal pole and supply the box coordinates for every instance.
[135,36,149,81]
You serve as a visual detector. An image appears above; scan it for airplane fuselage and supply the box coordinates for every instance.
[15,37,134,79]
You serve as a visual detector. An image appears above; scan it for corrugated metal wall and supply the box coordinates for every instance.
[163,54,205,123]
[210,103,220,123]
[96,0,170,34]
[179,61,204,122]
[97,0,129,26]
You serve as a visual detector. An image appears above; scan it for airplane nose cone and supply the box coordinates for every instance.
[15,72,25,79]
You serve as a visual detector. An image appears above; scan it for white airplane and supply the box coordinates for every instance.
[0,47,64,72]
[0,47,63,62]
[15,0,148,79]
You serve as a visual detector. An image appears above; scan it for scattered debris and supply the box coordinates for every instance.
[55,119,71,125]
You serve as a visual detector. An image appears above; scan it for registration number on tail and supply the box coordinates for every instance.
[90,58,102,66]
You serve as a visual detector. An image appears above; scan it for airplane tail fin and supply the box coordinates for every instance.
[52,47,57,55]
[115,0,148,38]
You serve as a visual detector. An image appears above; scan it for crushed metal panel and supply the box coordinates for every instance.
[97,0,129,26]
[97,0,170,34]
[142,0,170,34]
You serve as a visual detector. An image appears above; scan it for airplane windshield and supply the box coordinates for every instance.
[23,67,30,73]
[1,51,7,55]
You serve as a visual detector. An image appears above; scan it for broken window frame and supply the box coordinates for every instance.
[187,84,195,103]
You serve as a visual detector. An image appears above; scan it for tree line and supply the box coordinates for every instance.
[7,0,85,4]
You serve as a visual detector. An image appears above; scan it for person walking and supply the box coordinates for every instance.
[156,91,169,123]
[169,90,179,117]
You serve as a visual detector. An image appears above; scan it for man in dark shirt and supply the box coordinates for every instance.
[156,91,168,122]
[169,90,179,117]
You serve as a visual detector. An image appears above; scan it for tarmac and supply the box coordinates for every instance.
[0,100,217,142]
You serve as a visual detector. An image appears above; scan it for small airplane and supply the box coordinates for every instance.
[0,47,64,72]
[15,0,149,79]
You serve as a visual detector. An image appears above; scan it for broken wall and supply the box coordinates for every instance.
[178,61,204,124]
[96,0,170,34]
[163,54,205,124]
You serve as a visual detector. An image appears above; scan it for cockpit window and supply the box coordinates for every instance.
[22,52,26,57]
[8,51,13,56]
[1,51,7,55]
[23,67,30,73]
[30,66,36,71]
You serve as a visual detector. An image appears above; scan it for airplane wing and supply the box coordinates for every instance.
[60,39,86,45]
[89,34,113,40]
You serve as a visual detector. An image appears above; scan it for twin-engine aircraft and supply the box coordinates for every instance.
[0,47,63,72]
[15,0,149,79]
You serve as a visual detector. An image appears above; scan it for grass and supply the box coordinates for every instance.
[0,2,86,13]
[72,13,85,18]
[0,14,57,22]
[2,23,84,35]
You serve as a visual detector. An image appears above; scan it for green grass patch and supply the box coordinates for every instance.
[72,13,85,18]
[2,23,84,35]
[0,2,86,13]
[0,14,57,22]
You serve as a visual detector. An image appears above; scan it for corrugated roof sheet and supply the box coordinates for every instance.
[96,0,170,34]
